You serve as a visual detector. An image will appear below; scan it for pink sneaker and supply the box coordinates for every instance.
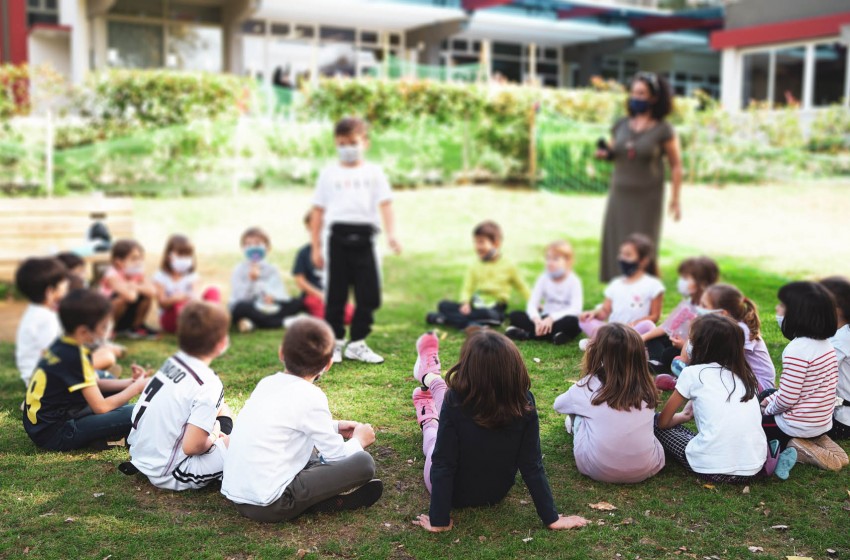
[413,332,441,385]
[655,374,678,392]
[412,387,439,427]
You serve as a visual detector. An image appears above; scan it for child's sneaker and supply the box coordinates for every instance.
[578,338,590,352]
[654,374,678,392]
[813,434,849,467]
[413,332,441,385]
[237,318,255,333]
[344,340,384,364]
[307,479,384,515]
[412,387,439,427]
[127,325,159,340]
[426,312,445,326]
[505,326,530,342]
[670,358,687,377]
[774,446,798,480]
[552,331,573,346]
[332,339,346,364]
[787,437,844,471]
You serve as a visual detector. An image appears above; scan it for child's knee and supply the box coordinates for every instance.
[350,451,376,481]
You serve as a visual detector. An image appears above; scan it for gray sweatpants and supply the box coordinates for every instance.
[234,451,375,523]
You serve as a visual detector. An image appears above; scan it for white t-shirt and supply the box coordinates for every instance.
[604,274,665,325]
[675,363,767,476]
[221,372,363,507]
[16,304,62,385]
[526,272,583,321]
[312,162,393,230]
[153,270,198,299]
[832,325,850,427]
[128,352,224,482]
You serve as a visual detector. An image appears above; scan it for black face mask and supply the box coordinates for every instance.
[481,249,499,262]
[618,259,640,277]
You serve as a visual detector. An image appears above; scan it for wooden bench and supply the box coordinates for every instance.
[0,197,134,284]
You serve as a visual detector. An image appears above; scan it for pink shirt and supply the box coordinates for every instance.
[99,266,144,298]
[554,375,664,483]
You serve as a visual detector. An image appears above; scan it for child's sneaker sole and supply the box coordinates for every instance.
[788,437,844,471]
[307,479,383,514]
[774,447,797,480]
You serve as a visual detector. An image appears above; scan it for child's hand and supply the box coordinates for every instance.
[413,514,453,532]
[579,311,595,323]
[263,294,275,304]
[130,363,150,380]
[109,343,126,358]
[388,236,402,255]
[130,375,149,395]
[548,515,589,530]
[459,303,471,315]
[249,263,261,281]
[337,420,359,439]
[670,334,685,349]
[312,248,324,270]
[536,316,554,337]
[353,423,376,448]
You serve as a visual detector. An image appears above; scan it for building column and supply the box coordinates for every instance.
[405,18,466,66]
[222,0,256,75]
[719,47,741,113]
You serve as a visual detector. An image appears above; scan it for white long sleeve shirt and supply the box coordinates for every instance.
[525,272,583,321]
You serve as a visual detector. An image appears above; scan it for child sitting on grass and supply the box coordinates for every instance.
[426,221,530,332]
[153,234,221,334]
[229,226,302,333]
[554,323,664,483]
[23,290,149,451]
[409,330,588,532]
[506,240,583,345]
[99,239,158,339]
[127,301,232,490]
[820,276,850,440]
[221,317,382,522]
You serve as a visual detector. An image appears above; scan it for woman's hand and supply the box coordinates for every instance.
[548,515,589,530]
[414,514,453,532]
[668,197,682,222]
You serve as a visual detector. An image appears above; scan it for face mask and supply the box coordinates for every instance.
[628,97,651,116]
[481,249,499,262]
[337,144,363,165]
[170,254,194,274]
[618,259,640,277]
[695,306,721,316]
[124,264,144,276]
[244,245,266,263]
[677,277,693,298]
[776,314,785,330]
[685,340,693,360]
[548,267,567,280]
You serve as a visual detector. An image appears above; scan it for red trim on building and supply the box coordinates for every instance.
[556,7,609,20]
[710,11,850,50]
[631,16,723,36]
[462,0,513,10]
[2,0,28,64]
[30,22,72,35]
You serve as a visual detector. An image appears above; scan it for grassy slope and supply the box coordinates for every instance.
[1,188,848,560]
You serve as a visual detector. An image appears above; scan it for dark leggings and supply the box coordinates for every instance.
[437,300,505,329]
[828,420,850,440]
[326,224,381,342]
[231,299,304,329]
[508,311,580,342]
[654,423,755,484]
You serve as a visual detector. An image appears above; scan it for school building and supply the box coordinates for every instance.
[1,0,725,96]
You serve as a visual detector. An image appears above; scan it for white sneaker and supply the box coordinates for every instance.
[333,339,346,364]
[578,338,590,352]
[237,318,255,333]
[344,340,384,364]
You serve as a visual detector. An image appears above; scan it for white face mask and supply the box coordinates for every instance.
[776,314,785,330]
[677,277,693,298]
[124,264,144,276]
[337,144,363,165]
[695,306,720,316]
[686,340,693,360]
[170,254,194,274]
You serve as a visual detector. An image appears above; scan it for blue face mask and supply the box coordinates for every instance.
[244,246,266,263]
[548,267,567,280]
[628,97,651,116]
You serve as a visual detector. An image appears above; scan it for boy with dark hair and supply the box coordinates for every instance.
[15,257,69,386]
[126,301,233,490]
[310,116,401,364]
[56,252,87,290]
[221,317,382,522]
[23,290,148,451]
[426,220,530,331]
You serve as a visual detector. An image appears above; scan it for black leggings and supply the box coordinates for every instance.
[231,299,303,329]
[437,300,505,329]
[508,311,580,342]
[326,224,381,342]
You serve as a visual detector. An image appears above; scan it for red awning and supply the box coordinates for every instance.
[711,11,850,50]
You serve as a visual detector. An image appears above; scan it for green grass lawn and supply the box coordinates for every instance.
[1,188,848,559]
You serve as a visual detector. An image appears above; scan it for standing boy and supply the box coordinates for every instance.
[310,117,401,364]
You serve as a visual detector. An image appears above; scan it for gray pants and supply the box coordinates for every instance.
[235,451,375,523]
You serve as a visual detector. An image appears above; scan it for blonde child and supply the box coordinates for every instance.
[153,234,221,334]
[409,331,588,532]
[100,239,158,339]
[554,323,664,483]
[506,240,583,345]
[578,233,664,349]
[820,276,850,440]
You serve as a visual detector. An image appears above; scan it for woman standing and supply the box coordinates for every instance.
[598,72,683,282]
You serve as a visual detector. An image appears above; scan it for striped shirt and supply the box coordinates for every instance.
[764,337,838,438]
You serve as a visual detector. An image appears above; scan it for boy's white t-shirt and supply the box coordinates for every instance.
[152,270,198,299]
[221,372,363,507]
[604,274,665,324]
[312,162,393,230]
[675,363,767,476]
[127,352,224,482]
[832,325,850,427]
[16,304,62,384]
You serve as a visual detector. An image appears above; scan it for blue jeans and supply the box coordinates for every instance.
[39,404,134,451]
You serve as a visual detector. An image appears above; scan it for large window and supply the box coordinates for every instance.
[27,0,58,26]
[741,51,770,107]
[813,42,848,107]
[107,21,164,69]
[773,46,804,107]
[168,24,222,72]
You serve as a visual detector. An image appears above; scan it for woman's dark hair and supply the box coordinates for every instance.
[704,283,761,341]
[581,323,658,411]
[160,234,195,274]
[820,276,850,326]
[445,331,533,429]
[778,281,838,341]
[629,72,673,121]
[622,233,659,277]
[688,314,759,403]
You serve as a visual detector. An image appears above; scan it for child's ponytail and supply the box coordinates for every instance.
[741,297,762,341]
[704,284,761,341]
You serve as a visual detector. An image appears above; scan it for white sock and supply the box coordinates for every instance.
[422,373,441,387]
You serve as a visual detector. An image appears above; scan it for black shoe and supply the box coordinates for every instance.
[307,479,383,515]
[118,461,140,476]
[426,313,445,326]
[552,331,572,345]
[505,326,530,341]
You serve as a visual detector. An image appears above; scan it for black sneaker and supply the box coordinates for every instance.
[426,312,445,326]
[552,331,573,346]
[307,479,383,515]
[505,326,530,341]
[134,325,160,340]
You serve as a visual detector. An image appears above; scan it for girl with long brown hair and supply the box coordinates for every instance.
[554,323,664,483]
[409,331,588,533]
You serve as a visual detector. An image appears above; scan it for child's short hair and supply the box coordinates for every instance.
[178,302,230,357]
[621,233,658,277]
[282,317,334,377]
[820,276,850,324]
[678,256,719,287]
[240,227,271,248]
[111,239,143,261]
[15,257,68,304]
[56,252,85,271]
[704,283,761,341]
[473,220,503,245]
[546,240,574,265]
[689,314,759,402]
[778,281,838,341]
[59,289,112,333]
[334,117,368,138]
[160,234,195,274]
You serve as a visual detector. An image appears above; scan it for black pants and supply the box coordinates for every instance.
[508,311,580,342]
[437,300,505,329]
[326,224,381,342]
[231,299,303,329]
[646,335,673,363]
[114,295,150,332]
[828,420,850,440]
